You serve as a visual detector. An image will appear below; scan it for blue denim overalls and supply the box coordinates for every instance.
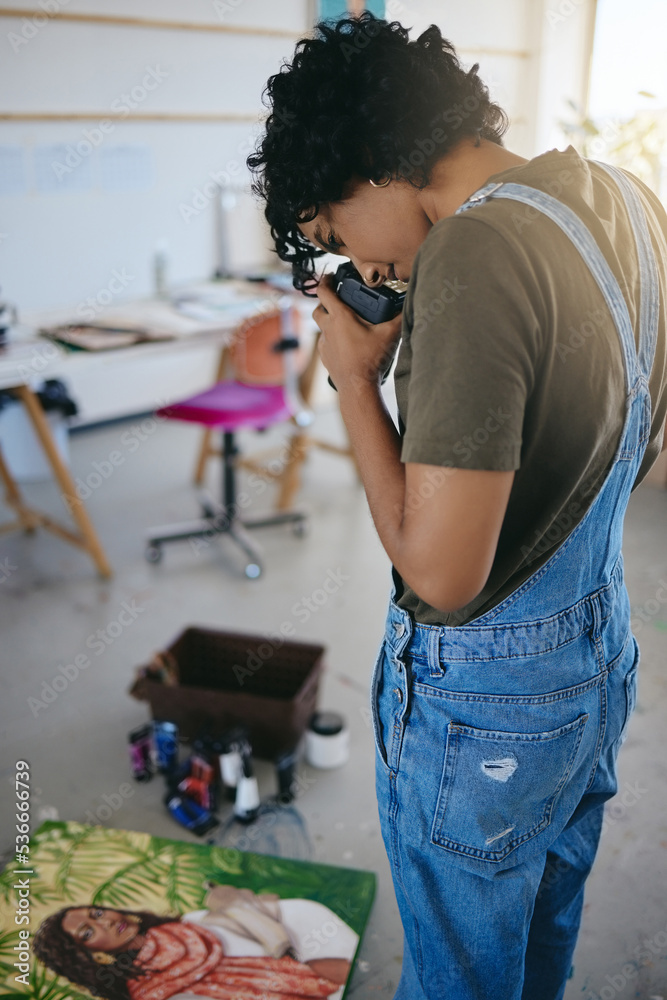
[372,163,658,1000]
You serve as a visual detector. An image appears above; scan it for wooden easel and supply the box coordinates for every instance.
[0,384,112,577]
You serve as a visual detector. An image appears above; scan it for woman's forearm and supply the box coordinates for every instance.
[337,382,407,565]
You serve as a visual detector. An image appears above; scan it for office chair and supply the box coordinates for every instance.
[191,325,364,514]
[145,298,311,579]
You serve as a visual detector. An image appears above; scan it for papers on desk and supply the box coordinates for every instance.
[40,323,174,352]
[36,282,278,352]
[171,288,271,325]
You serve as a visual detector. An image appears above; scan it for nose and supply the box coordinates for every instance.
[358,263,387,288]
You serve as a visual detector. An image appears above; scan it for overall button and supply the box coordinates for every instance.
[393,622,405,637]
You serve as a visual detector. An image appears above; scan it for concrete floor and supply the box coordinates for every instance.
[1,402,666,999]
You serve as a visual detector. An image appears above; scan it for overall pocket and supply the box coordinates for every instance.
[617,636,639,748]
[430,713,589,876]
[370,639,391,772]
[371,638,409,774]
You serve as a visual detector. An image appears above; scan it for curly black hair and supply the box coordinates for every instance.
[32,907,179,1000]
[247,12,509,293]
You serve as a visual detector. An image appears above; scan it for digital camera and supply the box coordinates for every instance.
[325,261,406,391]
[333,260,406,323]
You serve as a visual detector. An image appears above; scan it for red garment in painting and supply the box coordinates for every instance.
[127,922,338,1000]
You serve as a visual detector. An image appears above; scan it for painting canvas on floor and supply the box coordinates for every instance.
[0,821,376,1000]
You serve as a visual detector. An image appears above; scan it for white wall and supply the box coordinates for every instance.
[384,0,537,156]
[0,0,311,315]
[0,0,596,318]
[383,0,596,158]
[529,0,597,153]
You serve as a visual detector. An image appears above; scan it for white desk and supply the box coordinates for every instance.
[10,280,305,427]
[0,280,313,576]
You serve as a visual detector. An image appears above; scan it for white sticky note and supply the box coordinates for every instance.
[34,144,93,193]
[0,145,26,196]
[100,145,153,192]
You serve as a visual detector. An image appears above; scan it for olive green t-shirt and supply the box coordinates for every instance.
[394,145,667,627]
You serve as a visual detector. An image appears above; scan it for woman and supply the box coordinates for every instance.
[247,12,667,1000]
[32,905,346,1000]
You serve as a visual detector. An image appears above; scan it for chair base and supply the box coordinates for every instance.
[145,505,307,579]
[145,429,307,578]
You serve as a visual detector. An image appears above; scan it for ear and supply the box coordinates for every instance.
[91,951,115,966]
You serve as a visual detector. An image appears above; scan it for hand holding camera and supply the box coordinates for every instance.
[333,261,406,324]
[318,262,406,391]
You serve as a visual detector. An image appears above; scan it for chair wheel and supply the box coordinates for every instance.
[292,520,308,538]
[244,562,262,579]
[145,544,163,564]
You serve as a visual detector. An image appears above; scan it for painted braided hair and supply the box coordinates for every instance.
[247,11,509,293]
[32,907,179,1000]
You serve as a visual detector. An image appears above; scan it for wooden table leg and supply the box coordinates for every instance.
[13,385,112,578]
[0,446,40,533]
[276,432,308,511]
[274,328,363,507]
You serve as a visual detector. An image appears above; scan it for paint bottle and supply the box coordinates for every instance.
[216,728,246,802]
[128,724,153,782]
[305,711,349,769]
[153,720,179,773]
[233,743,260,824]
[275,747,299,803]
[165,793,218,837]
[189,737,217,811]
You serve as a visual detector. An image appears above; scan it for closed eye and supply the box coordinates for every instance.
[312,224,344,254]
[324,230,344,253]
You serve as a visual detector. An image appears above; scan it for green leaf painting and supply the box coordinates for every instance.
[0,822,376,1000]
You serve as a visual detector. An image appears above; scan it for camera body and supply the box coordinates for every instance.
[325,262,406,390]
[333,261,406,323]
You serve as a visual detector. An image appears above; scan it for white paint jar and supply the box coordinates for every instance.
[305,711,349,769]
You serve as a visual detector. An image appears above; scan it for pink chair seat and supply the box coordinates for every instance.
[157,380,292,431]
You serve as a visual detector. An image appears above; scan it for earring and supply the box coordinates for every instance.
[92,952,115,966]
[125,914,141,925]
[369,172,391,188]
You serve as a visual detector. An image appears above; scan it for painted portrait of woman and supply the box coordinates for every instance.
[32,895,355,1000]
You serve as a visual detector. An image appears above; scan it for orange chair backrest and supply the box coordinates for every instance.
[229,307,306,385]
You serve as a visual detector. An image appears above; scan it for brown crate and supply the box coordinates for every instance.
[130,626,325,758]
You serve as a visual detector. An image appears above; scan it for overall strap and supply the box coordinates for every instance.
[591,161,660,382]
[456,180,640,394]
